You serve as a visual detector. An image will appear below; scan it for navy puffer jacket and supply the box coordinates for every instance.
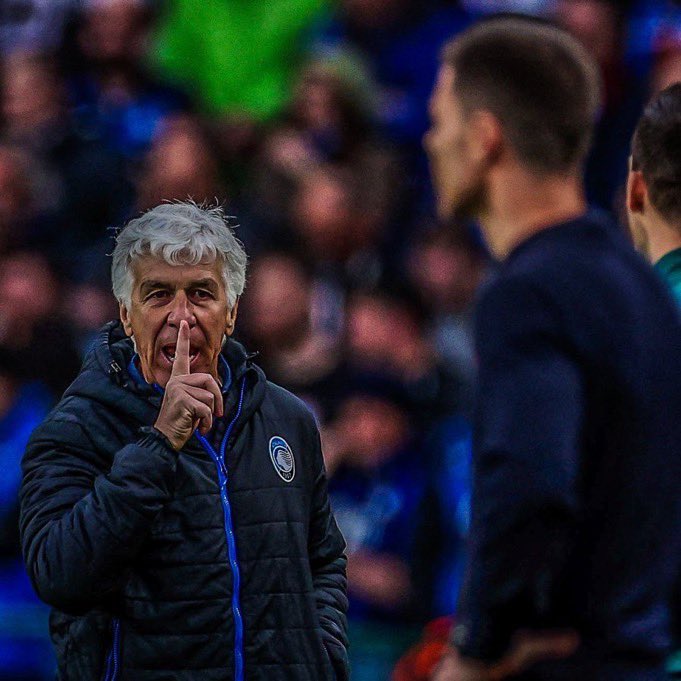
[20,322,348,681]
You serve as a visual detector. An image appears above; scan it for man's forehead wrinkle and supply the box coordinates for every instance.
[132,258,223,289]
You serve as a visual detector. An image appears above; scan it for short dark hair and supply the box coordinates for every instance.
[443,16,601,174]
[631,83,681,224]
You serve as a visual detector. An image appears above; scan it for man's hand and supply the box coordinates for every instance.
[154,320,224,450]
[431,630,579,681]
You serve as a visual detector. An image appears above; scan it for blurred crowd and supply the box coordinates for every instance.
[0,0,680,679]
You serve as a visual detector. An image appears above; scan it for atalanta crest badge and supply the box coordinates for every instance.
[269,436,295,482]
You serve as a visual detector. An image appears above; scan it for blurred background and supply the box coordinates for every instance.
[0,0,680,679]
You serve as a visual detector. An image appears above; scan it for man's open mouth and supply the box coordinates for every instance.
[161,344,198,363]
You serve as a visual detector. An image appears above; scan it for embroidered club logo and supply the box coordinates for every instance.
[269,436,295,483]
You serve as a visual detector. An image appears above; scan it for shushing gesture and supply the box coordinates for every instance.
[154,320,224,450]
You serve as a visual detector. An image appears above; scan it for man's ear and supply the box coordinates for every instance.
[627,167,648,215]
[119,303,133,337]
[468,110,503,166]
[226,298,239,336]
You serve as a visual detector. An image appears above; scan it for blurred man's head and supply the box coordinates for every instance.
[425,17,600,223]
[243,253,311,348]
[650,30,681,96]
[332,375,412,469]
[345,286,428,377]
[0,251,57,328]
[292,165,380,260]
[78,0,153,66]
[137,116,224,211]
[292,55,375,143]
[628,83,681,263]
[554,0,622,69]
[1,52,65,137]
[407,227,486,314]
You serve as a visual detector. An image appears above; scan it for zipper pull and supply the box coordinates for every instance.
[108,361,123,385]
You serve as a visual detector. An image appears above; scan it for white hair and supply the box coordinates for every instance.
[112,201,247,309]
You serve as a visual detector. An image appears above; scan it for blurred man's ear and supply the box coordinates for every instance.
[469,110,503,167]
[626,166,648,215]
[119,303,133,337]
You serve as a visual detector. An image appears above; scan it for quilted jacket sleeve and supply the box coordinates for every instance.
[307,425,349,681]
[20,418,178,614]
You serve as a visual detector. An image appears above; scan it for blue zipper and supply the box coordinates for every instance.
[102,617,120,681]
[195,377,247,681]
[146,370,247,680]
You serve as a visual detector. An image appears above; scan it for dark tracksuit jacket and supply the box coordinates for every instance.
[19,322,349,681]
[454,212,681,680]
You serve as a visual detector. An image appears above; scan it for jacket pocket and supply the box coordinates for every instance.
[101,618,121,681]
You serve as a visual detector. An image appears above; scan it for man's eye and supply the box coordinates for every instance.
[192,289,212,300]
[146,291,169,301]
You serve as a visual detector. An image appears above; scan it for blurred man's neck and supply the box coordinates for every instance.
[479,165,587,261]
[645,214,681,265]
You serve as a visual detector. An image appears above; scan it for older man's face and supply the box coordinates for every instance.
[119,257,237,388]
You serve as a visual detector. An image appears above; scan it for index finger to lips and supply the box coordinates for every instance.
[171,320,191,377]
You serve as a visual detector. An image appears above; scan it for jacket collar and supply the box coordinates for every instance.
[66,321,267,432]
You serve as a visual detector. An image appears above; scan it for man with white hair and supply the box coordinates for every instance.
[19,201,349,681]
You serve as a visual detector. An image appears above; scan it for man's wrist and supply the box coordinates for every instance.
[139,425,179,452]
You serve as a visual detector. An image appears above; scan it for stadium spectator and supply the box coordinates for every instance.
[405,225,488,385]
[309,0,471,211]
[0,251,81,397]
[69,0,190,162]
[239,252,344,423]
[426,16,681,680]
[287,163,391,335]
[62,281,120,359]
[325,375,433,680]
[344,286,469,422]
[650,22,681,94]
[251,52,404,242]
[310,0,470,149]
[0,145,58,256]
[554,0,647,213]
[135,114,227,211]
[1,51,132,263]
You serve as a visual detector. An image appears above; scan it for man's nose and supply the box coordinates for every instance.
[167,293,196,328]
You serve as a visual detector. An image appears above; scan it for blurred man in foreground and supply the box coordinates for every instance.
[19,201,348,680]
[425,16,681,681]
[628,82,681,308]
